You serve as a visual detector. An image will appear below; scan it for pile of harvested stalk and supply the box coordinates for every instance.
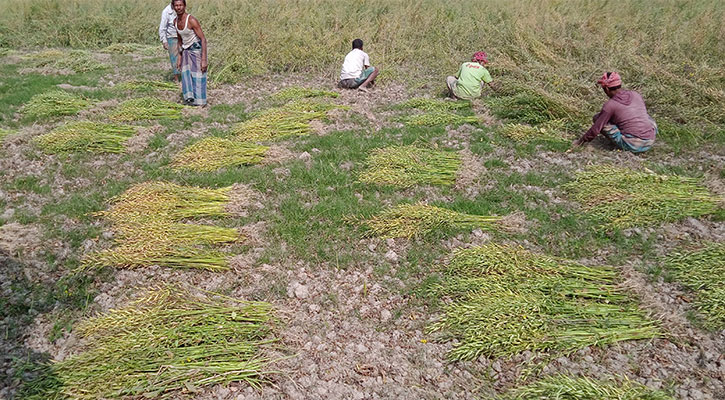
[84,182,242,270]
[101,43,156,54]
[230,100,343,142]
[172,137,269,172]
[23,49,106,73]
[500,375,673,400]
[664,242,725,330]
[21,90,91,119]
[397,98,471,112]
[34,121,138,153]
[358,145,461,187]
[108,97,184,121]
[401,111,479,127]
[426,244,659,361]
[23,286,276,399]
[499,122,569,143]
[364,203,501,238]
[564,165,722,230]
[115,79,178,92]
[272,87,339,100]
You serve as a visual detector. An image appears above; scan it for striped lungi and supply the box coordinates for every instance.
[180,41,207,106]
[167,37,179,76]
[601,119,657,153]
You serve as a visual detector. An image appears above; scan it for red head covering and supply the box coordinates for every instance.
[472,51,488,64]
[597,72,622,88]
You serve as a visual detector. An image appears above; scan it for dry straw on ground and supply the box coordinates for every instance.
[21,90,91,119]
[664,243,725,330]
[0,128,14,143]
[34,121,139,153]
[358,145,461,187]
[24,286,276,399]
[363,203,501,238]
[101,43,157,55]
[401,111,479,127]
[22,49,107,73]
[426,244,660,361]
[563,165,722,230]
[115,79,178,92]
[108,97,184,121]
[271,86,339,101]
[84,182,243,270]
[171,137,269,172]
[499,374,674,400]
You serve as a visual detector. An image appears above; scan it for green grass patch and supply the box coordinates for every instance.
[21,90,91,120]
[664,243,725,330]
[171,137,269,172]
[426,244,660,361]
[22,286,276,399]
[500,374,673,400]
[34,121,139,153]
[361,202,501,239]
[84,182,243,271]
[108,97,184,121]
[358,145,461,187]
[563,165,722,230]
[23,49,107,73]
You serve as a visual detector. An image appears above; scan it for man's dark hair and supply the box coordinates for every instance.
[172,0,186,5]
[352,39,363,50]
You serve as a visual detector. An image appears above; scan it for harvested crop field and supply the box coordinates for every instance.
[0,1,723,400]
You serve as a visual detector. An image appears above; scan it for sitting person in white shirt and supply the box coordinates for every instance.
[338,39,379,92]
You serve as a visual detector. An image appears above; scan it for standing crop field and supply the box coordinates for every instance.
[0,1,723,400]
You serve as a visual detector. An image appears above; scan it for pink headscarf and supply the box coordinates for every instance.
[472,51,488,64]
[597,72,622,88]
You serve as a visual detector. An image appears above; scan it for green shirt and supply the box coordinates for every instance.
[453,62,493,100]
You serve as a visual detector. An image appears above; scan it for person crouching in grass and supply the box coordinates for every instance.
[572,72,657,153]
[447,51,495,100]
[339,39,379,93]
[173,0,208,106]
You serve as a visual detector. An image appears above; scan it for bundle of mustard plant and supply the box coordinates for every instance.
[401,111,479,127]
[24,286,276,399]
[397,98,471,112]
[426,244,659,361]
[358,145,461,187]
[101,43,155,54]
[499,122,569,143]
[563,165,722,230]
[21,90,91,119]
[272,86,339,100]
[664,242,725,330]
[172,137,269,172]
[108,97,184,121]
[84,182,242,270]
[364,203,501,238]
[23,49,107,73]
[229,100,343,142]
[115,79,178,92]
[34,121,139,153]
[499,375,674,400]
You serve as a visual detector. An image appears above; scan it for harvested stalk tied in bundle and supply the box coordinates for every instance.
[500,374,674,400]
[563,165,722,230]
[397,98,471,112]
[230,100,344,142]
[108,97,184,121]
[364,203,501,238]
[21,90,91,119]
[26,286,277,399]
[101,43,155,54]
[115,79,178,92]
[23,49,107,73]
[84,182,242,270]
[172,137,269,172]
[34,121,138,153]
[664,243,725,330]
[358,145,461,187]
[499,122,568,143]
[427,244,660,361]
[401,111,479,127]
[272,87,339,100]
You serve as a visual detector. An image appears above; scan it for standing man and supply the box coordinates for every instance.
[572,72,657,153]
[174,0,208,106]
[339,39,379,93]
[159,1,179,82]
[447,51,495,100]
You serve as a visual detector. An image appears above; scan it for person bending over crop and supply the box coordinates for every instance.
[572,72,657,153]
[159,1,180,82]
[174,0,208,106]
[339,39,379,92]
[447,52,495,100]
